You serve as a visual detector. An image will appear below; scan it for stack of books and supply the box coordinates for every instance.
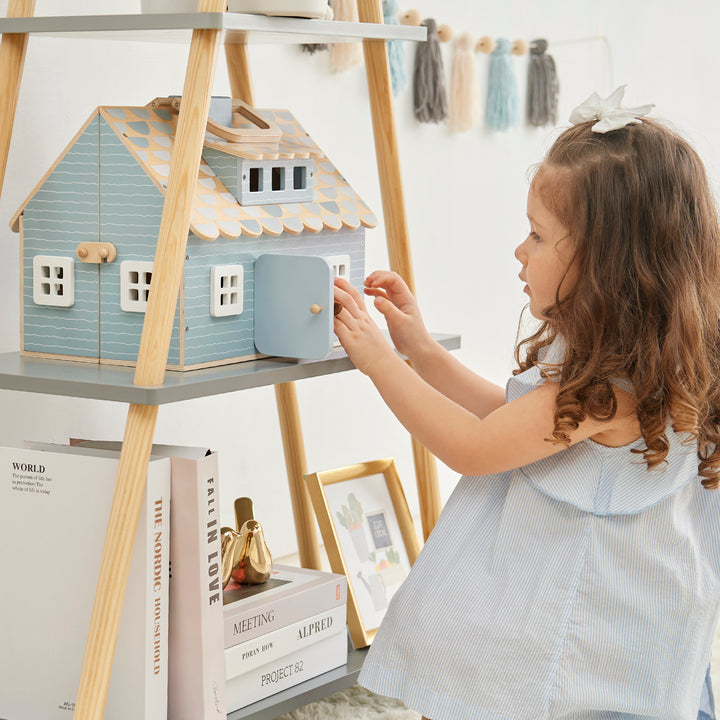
[223,564,349,712]
[0,439,351,720]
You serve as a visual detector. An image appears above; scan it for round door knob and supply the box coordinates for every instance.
[309,304,323,314]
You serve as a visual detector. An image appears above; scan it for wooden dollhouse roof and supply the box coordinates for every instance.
[10,103,377,241]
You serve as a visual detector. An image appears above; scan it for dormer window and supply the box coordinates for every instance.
[293,166,307,190]
[236,159,315,206]
[249,167,263,193]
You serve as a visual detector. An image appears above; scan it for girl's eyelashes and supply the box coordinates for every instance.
[530,230,542,242]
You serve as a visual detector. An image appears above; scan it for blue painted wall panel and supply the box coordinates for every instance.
[183,226,365,365]
[22,115,100,358]
[98,117,183,365]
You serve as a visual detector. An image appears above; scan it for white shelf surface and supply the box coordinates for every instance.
[0,332,460,405]
[0,12,427,44]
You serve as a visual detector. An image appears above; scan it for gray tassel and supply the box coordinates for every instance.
[526,38,559,127]
[302,43,328,54]
[413,18,447,124]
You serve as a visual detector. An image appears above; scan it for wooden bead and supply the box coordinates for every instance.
[436,24,454,43]
[511,38,529,56]
[399,8,422,26]
[476,35,495,54]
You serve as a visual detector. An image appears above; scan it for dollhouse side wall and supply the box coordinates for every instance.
[183,225,365,366]
[21,116,101,360]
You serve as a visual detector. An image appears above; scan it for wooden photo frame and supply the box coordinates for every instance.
[305,458,421,649]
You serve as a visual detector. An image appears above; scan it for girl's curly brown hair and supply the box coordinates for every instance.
[515,118,720,488]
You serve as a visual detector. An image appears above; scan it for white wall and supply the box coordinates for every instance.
[0,0,717,558]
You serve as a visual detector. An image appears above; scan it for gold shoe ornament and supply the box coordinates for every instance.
[220,497,273,588]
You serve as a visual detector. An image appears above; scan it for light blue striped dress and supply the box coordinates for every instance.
[359,339,720,719]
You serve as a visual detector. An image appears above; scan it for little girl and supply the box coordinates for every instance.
[333,89,720,719]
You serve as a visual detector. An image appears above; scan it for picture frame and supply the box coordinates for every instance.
[305,458,421,649]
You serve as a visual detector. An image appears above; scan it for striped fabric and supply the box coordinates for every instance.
[359,337,720,719]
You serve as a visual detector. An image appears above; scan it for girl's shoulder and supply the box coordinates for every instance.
[507,335,700,515]
[507,335,566,403]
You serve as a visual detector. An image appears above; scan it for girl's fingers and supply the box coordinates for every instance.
[364,286,388,300]
[333,281,362,319]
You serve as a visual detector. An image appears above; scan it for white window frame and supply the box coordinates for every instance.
[32,255,75,308]
[120,260,154,313]
[326,254,351,281]
[210,264,244,318]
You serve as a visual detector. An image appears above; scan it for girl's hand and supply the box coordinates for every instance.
[363,270,432,360]
[334,277,397,376]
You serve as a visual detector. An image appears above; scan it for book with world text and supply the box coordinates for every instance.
[0,443,171,720]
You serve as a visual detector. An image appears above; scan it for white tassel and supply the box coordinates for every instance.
[448,32,480,133]
[329,0,362,73]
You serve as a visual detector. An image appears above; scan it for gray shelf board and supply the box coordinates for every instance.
[229,645,368,720]
[0,13,426,45]
[0,332,460,405]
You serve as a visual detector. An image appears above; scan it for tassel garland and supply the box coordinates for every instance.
[413,18,448,123]
[383,0,408,95]
[448,32,480,133]
[526,38,559,127]
[329,0,362,72]
[485,37,520,131]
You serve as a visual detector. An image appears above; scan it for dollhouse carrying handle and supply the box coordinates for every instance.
[151,96,281,144]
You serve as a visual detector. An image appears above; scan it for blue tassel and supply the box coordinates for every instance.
[485,37,519,131]
[383,0,407,95]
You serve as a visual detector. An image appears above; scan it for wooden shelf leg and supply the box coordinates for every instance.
[0,0,35,200]
[224,40,323,570]
[73,403,159,720]
[73,1,226,717]
[275,382,323,570]
[357,0,442,540]
[224,40,255,107]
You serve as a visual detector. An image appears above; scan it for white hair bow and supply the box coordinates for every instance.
[569,85,654,133]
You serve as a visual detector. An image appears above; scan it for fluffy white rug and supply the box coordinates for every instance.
[274,685,421,720]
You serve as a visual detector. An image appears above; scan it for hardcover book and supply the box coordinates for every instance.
[75,441,226,720]
[223,563,348,649]
[225,603,347,679]
[0,444,171,720]
[224,628,349,712]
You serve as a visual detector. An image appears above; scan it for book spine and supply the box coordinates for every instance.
[224,578,347,648]
[145,464,171,720]
[225,604,346,679]
[168,455,226,720]
[224,630,349,712]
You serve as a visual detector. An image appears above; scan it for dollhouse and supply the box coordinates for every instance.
[11,96,376,370]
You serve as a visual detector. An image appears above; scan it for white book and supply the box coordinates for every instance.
[225,629,349,712]
[224,564,347,648]
[76,441,226,720]
[225,604,346,679]
[0,443,171,720]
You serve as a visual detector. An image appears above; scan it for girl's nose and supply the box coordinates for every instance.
[514,238,527,263]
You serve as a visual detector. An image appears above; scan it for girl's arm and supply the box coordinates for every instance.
[358,271,506,419]
[334,277,633,477]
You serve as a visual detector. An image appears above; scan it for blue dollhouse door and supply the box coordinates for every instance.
[254,254,334,360]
